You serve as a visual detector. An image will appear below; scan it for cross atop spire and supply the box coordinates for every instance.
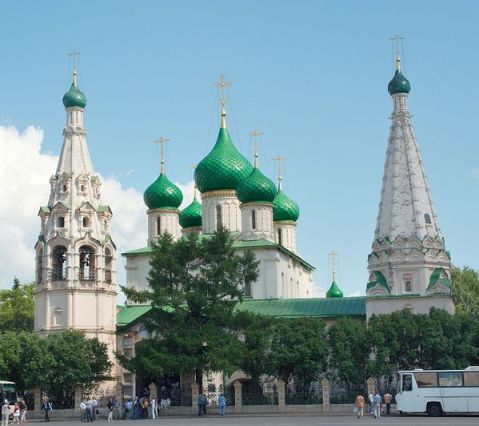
[250,130,263,168]
[154,137,170,174]
[390,34,404,71]
[215,75,232,128]
[273,156,286,190]
[68,50,81,84]
[329,250,338,282]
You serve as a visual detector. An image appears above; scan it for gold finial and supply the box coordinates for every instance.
[68,50,81,85]
[273,156,286,190]
[154,137,170,174]
[215,75,232,129]
[390,35,404,71]
[190,163,198,199]
[329,250,338,283]
[250,130,263,168]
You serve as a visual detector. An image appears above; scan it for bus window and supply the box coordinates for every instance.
[464,372,479,386]
[402,374,413,391]
[438,372,463,387]
[415,372,438,388]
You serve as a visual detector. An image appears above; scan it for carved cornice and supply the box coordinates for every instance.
[201,189,236,199]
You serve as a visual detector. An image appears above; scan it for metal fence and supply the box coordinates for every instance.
[242,381,278,405]
[285,382,322,405]
[330,383,367,404]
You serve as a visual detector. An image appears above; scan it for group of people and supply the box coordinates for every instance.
[197,393,226,416]
[1,398,28,425]
[355,391,393,419]
[79,398,99,422]
[123,397,170,420]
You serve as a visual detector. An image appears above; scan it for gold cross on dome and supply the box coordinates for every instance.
[154,137,170,173]
[390,35,404,70]
[215,75,232,113]
[273,156,286,189]
[68,50,81,83]
[329,250,338,282]
[250,130,263,167]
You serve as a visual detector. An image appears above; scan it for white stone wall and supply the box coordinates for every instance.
[147,209,180,241]
[201,190,241,233]
[240,203,273,241]
[366,295,454,321]
[273,221,297,253]
[124,254,152,291]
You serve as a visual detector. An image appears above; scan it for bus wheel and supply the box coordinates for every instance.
[427,402,443,417]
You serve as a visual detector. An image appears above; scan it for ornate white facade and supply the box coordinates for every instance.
[366,58,453,318]
[34,71,117,355]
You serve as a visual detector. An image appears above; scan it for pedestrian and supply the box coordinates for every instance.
[91,399,97,422]
[40,399,52,423]
[79,401,87,422]
[124,400,132,420]
[197,393,203,416]
[368,392,373,413]
[150,398,156,420]
[85,401,93,423]
[12,404,19,424]
[383,392,392,416]
[201,393,208,416]
[2,400,9,426]
[373,390,382,419]
[218,394,226,416]
[107,400,113,423]
[354,394,365,419]
[18,399,27,424]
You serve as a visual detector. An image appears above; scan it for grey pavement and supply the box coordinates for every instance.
[22,415,479,426]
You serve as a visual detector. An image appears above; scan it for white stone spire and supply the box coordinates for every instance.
[367,57,452,302]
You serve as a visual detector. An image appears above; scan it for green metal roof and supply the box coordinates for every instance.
[122,246,153,256]
[179,197,202,228]
[326,281,344,298]
[144,173,183,210]
[63,78,87,109]
[273,189,300,222]
[388,69,411,95]
[236,167,277,204]
[237,297,366,318]
[117,305,153,327]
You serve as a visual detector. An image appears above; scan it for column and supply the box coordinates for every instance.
[191,383,199,415]
[277,379,285,413]
[321,378,330,413]
[234,381,242,414]
[367,377,376,395]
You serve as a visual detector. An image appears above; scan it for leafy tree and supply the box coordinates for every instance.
[267,318,328,385]
[0,278,34,332]
[452,266,479,318]
[327,317,369,385]
[121,229,259,384]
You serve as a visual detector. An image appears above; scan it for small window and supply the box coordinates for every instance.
[402,374,412,392]
[216,205,222,230]
[57,216,65,228]
[415,372,438,388]
[82,217,89,227]
[80,185,85,192]
[157,217,161,235]
[438,372,463,387]
[63,185,67,192]
[405,280,412,292]
[424,213,431,224]
[278,228,282,245]
[251,210,256,230]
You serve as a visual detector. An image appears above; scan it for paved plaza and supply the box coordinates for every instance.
[24,415,479,426]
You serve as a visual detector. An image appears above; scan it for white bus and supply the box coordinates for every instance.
[0,381,16,417]
[396,367,479,416]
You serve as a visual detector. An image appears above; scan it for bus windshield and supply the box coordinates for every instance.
[0,382,16,403]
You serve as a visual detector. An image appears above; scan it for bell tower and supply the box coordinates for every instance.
[34,58,117,352]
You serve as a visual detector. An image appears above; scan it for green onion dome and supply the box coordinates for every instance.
[237,167,277,204]
[144,173,183,210]
[273,189,300,222]
[179,197,202,228]
[326,281,344,298]
[62,73,87,109]
[195,128,253,193]
[388,69,411,95]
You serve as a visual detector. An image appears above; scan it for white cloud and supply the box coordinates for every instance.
[347,290,361,297]
[0,124,195,291]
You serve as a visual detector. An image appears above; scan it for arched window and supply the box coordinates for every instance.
[278,228,283,246]
[424,213,431,224]
[405,281,412,292]
[105,248,113,284]
[36,249,43,284]
[82,217,90,227]
[79,246,95,281]
[157,216,161,235]
[216,205,222,230]
[80,185,85,192]
[62,184,67,192]
[251,210,256,230]
[52,246,67,280]
[57,216,65,228]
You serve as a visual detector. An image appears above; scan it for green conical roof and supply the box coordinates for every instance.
[144,173,183,210]
[195,128,253,193]
[62,73,87,109]
[179,197,202,228]
[273,188,300,222]
[388,69,411,95]
[326,281,343,298]
[237,167,277,204]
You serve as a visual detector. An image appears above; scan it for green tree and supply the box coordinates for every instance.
[121,229,259,384]
[0,278,34,332]
[452,266,479,318]
[327,317,369,385]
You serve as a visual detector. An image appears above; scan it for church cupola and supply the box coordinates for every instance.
[238,134,276,241]
[388,56,411,95]
[144,138,182,242]
[326,251,343,298]
[179,188,202,234]
[195,76,252,233]
[62,69,87,109]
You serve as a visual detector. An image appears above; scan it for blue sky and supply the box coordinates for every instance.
[0,0,478,295]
